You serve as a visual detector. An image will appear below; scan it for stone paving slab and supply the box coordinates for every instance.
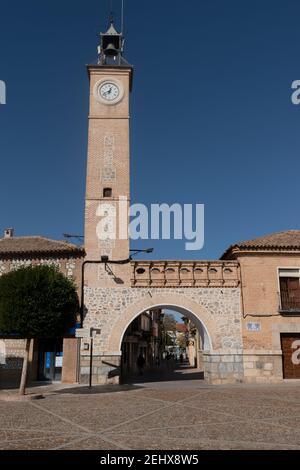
[105,403,245,433]
[127,388,205,403]
[103,396,300,441]
[1,381,300,450]
[0,435,80,451]
[262,416,300,427]
[107,418,300,447]
[202,402,300,419]
[0,402,78,434]
[60,437,123,451]
[103,434,300,451]
[36,394,165,433]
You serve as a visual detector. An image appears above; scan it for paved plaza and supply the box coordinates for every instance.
[1,365,300,450]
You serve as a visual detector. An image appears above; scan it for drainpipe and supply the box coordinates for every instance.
[238,260,246,319]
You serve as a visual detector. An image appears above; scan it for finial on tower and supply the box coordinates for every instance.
[109,7,114,26]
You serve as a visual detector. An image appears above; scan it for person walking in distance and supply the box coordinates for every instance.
[137,353,146,375]
[166,352,172,371]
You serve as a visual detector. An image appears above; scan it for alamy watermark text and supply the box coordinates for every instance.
[96,198,205,251]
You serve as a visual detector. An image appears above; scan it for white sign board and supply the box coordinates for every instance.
[75,328,90,338]
[247,322,261,332]
[0,340,6,365]
[55,356,63,368]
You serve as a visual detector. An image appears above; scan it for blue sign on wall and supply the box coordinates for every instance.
[247,322,261,332]
[45,352,51,369]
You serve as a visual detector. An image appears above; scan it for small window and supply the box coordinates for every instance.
[103,188,112,198]
[136,268,146,275]
[279,268,300,311]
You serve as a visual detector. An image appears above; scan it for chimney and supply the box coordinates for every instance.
[4,228,14,239]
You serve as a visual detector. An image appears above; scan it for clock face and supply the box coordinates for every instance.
[99,82,120,102]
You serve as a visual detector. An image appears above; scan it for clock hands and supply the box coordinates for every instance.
[103,87,113,98]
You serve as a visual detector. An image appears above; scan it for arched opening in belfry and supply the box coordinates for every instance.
[119,305,212,383]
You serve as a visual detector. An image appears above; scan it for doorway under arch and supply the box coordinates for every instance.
[119,303,212,383]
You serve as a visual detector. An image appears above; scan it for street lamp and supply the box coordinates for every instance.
[80,248,153,324]
[130,248,154,256]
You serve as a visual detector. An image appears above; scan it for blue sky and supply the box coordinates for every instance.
[1,0,300,260]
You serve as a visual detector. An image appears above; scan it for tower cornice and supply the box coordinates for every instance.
[86,64,133,91]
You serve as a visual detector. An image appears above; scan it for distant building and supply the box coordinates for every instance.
[121,309,163,377]
[179,319,202,369]
[0,229,84,385]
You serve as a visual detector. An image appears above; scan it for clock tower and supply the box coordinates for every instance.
[84,21,133,289]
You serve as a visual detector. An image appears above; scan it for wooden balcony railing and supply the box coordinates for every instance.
[131,261,240,288]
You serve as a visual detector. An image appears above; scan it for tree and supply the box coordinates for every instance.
[176,332,187,349]
[163,313,177,332]
[0,265,79,395]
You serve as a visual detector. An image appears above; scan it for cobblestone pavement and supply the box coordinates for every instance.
[1,365,300,450]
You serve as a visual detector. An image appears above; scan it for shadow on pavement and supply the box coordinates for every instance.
[0,382,143,398]
[123,363,204,385]
[55,384,143,395]
[0,363,204,396]
[0,380,52,391]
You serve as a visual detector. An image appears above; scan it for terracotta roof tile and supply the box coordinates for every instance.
[221,230,300,259]
[176,323,188,333]
[0,236,84,256]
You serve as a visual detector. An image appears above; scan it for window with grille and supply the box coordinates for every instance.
[279,269,300,311]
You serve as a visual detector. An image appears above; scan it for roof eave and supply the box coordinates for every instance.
[86,63,134,91]
[220,246,300,259]
[0,249,85,258]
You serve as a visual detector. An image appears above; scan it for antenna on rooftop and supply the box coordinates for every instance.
[63,234,84,244]
[121,0,124,34]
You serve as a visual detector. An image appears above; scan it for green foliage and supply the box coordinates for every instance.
[0,265,79,338]
[176,332,187,349]
[165,332,175,346]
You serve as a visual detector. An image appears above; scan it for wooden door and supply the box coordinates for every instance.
[281,334,300,379]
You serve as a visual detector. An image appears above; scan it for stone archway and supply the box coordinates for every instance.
[107,293,215,355]
[81,287,243,385]
[118,302,212,382]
